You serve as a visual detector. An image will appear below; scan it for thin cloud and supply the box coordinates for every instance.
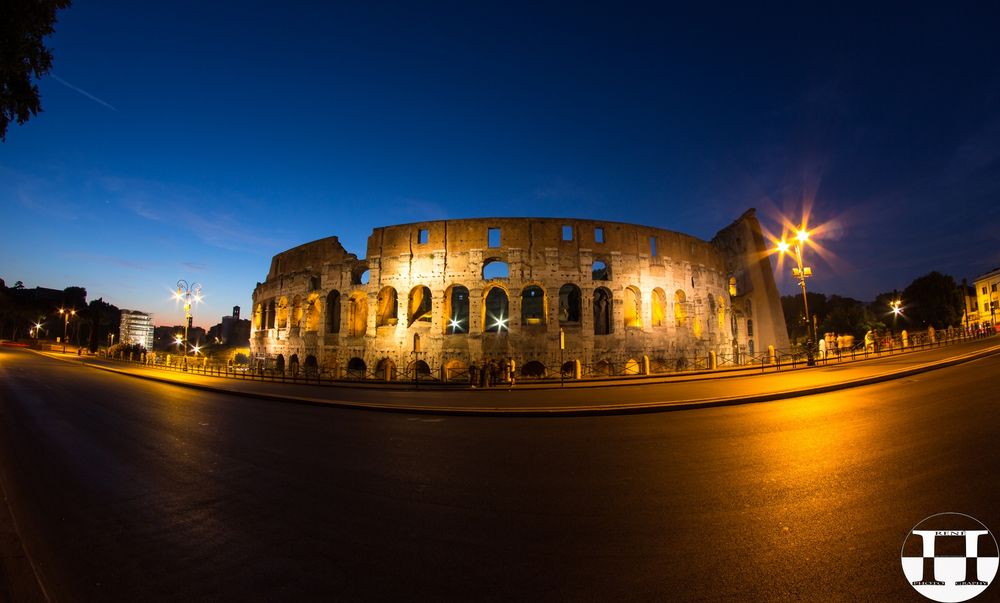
[50,74,118,112]
[182,262,208,271]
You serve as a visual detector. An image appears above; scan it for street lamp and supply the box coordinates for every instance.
[174,280,202,357]
[58,308,76,353]
[776,229,814,345]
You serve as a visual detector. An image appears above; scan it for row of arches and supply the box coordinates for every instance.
[256,284,729,338]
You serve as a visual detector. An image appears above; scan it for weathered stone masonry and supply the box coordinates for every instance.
[250,210,789,379]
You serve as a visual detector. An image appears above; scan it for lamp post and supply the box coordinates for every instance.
[58,308,76,353]
[777,229,814,347]
[777,230,814,341]
[174,280,202,357]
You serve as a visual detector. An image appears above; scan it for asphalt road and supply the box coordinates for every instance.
[1,348,998,601]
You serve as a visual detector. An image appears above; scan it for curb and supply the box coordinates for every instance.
[44,343,1000,417]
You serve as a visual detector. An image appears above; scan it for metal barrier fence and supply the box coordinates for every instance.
[89,326,995,387]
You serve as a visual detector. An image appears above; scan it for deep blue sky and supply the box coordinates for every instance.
[3,3,999,327]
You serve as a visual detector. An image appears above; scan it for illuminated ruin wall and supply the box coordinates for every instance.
[249,210,789,379]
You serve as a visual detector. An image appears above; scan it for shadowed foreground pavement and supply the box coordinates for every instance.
[1,347,998,601]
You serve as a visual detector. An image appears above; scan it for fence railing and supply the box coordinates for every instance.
[84,326,995,388]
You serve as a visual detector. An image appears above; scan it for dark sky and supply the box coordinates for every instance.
[2,2,998,325]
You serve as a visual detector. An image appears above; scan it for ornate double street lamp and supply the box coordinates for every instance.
[58,308,75,353]
[174,280,202,358]
[777,229,815,357]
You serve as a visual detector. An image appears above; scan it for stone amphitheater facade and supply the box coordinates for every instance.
[250,209,789,380]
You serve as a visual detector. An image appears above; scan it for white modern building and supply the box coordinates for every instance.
[120,309,154,350]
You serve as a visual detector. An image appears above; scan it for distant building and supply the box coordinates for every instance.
[974,268,1000,329]
[119,310,154,350]
[960,284,980,329]
[208,305,251,347]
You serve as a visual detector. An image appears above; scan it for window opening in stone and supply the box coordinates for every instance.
[675,290,687,327]
[488,227,501,248]
[592,260,610,281]
[376,287,398,327]
[650,236,658,257]
[594,227,604,243]
[483,259,509,280]
[484,287,510,333]
[326,290,341,333]
[305,293,321,331]
[291,295,303,327]
[593,287,612,335]
[747,318,754,338]
[418,229,428,244]
[444,285,470,334]
[276,297,289,328]
[408,286,432,325]
[624,286,641,328]
[651,288,666,327]
[559,284,581,323]
[562,225,573,241]
[348,292,367,336]
[351,267,370,285]
[521,285,546,325]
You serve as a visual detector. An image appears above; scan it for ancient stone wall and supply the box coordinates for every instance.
[250,212,788,379]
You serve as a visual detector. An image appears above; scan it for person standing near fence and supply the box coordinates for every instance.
[469,361,479,389]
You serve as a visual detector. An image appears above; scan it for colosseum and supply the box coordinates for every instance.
[250,209,789,380]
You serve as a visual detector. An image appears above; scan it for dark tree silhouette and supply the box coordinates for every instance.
[0,0,72,140]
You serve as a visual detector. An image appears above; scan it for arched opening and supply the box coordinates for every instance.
[592,259,610,281]
[408,285,432,325]
[559,284,581,323]
[289,353,300,375]
[675,290,687,327]
[482,258,509,280]
[443,285,470,334]
[521,361,545,379]
[748,338,755,355]
[651,288,666,327]
[747,318,754,338]
[624,358,641,375]
[377,287,398,327]
[594,359,612,376]
[346,357,367,379]
[623,286,641,328]
[593,287,612,335]
[729,276,737,297]
[348,291,368,336]
[560,361,576,377]
[745,298,753,316]
[326,290,341,333]
[266,300,276,328]
[521,285,546,325]
[413,333,421,352]
[376,358,396,381]
[351,265,370,285]
[275,353,285,373]
[304,354,318,371]
[305,293,321,331]
[253,304,263,330]
[483,287,510,333]
[408,360,432,380]
[276,297,288,328]
[291,295,303,327]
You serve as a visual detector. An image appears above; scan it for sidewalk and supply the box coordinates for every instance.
[37,336,1000,416]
